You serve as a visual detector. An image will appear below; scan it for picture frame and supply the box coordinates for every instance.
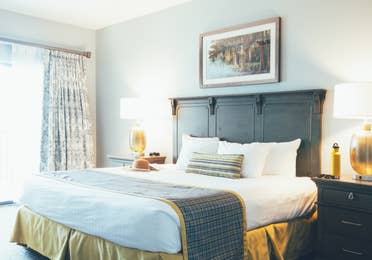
[199,17,280,88]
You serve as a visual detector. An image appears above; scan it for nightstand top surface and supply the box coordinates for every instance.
[313,175,372,188]
[108,154,166,160]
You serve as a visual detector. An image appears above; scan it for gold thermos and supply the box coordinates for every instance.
[331,143,341,178]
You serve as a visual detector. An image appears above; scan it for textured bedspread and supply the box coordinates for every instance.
[40,170,247,260]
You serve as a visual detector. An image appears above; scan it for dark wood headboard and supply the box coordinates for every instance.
[170,89,326,177]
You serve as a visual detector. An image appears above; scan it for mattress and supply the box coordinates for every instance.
[19,164,317,254]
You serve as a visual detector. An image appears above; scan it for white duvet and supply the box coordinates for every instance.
[19,165,317,254]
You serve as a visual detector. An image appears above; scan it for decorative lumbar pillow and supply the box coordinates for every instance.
[260,139,302,177]
[218,141,271,178]
[176,134,219,169]
[186,152,244,179]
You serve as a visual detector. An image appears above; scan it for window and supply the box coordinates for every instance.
[0,43,44,201]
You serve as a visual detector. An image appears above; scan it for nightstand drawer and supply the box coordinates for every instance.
[321,206,372,240]
[321,188,372,212]
[322,234,372,260]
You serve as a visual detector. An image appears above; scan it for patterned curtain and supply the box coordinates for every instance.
[40,50,94,172]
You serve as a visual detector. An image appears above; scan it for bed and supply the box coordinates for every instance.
[11,89,326,260]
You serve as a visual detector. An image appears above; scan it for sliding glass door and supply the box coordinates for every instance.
[0,43,44,202]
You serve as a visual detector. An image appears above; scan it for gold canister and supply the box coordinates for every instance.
[331,143,341,177]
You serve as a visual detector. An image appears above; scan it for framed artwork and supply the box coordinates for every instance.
[199,17,280,88]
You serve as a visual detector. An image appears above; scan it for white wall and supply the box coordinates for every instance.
[0,9,97,164]
[96,0,372,175]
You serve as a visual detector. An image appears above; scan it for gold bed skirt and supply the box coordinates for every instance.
[10,207,316,260]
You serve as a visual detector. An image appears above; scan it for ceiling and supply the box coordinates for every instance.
[0,0,191,30]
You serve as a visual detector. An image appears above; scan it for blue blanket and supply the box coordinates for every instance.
[42,170,246,260]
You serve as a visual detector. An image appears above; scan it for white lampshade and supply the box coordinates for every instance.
[120,98,146,120]
[334,83,372,119]
[120,97,170,119]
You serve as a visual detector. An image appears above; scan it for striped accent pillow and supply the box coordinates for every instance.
[186,152,244,179]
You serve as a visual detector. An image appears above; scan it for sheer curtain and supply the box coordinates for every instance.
[0,43,44,201]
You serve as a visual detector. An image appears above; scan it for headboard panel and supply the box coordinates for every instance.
[171,89,326,177]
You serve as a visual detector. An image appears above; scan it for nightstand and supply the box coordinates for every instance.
[107,155,166,167]
[313,176,372,259]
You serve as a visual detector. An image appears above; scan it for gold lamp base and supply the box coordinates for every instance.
[350,122,372,179]
[129,122,146,159]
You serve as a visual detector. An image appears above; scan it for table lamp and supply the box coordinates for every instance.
[120,98,146,158]
[334,83,372,180]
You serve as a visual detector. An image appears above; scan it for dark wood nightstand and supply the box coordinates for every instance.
[313,176,372,259]
[107,155,166,167]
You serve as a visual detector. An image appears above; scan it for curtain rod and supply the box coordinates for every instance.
[0,36,91,58]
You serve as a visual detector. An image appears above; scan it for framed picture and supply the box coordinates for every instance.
[199,17,280,88]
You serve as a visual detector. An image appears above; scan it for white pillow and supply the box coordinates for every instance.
[260,139,301,177]
[217,141,271,178]
[176,134,219,169]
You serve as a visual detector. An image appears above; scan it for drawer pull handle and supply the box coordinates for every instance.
[341,220,363,227]
[342,248,363,256]
[347,192,354,200]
